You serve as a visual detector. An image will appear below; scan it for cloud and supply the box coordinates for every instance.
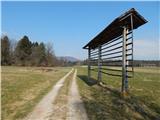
[134,39,159,60]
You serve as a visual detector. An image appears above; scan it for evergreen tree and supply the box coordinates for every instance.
[30,42,47,66]
[1,35,11,65]
[30,42,40,66]
[39,42,47,66]
[15,36,32,65]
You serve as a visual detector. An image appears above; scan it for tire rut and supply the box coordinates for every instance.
[67,69,88,120]
[49,69,74,120]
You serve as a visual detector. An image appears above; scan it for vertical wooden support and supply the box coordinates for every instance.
[98,45,102,82]
[130,14,134,77]
[122,26,128,96]
[125,28,129,93]
[88,47,91,81]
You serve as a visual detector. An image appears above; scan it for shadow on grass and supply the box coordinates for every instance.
[78,76,160,120]
[77,75,98,86]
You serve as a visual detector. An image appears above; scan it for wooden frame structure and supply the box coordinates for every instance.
[83,8,147,95]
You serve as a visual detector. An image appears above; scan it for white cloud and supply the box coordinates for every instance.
[134,39,159,60]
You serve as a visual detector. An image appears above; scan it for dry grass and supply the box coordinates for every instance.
[77,67,160,120]
[1,66,71,120]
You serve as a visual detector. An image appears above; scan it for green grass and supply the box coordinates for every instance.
[77,66,160,120]
[1,66,71,120]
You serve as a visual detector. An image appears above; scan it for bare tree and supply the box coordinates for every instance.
[46,42,58,66]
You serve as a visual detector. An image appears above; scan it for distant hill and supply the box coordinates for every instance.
[57,56,80,62]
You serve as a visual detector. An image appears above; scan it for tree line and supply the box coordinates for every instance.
[1,35,64,66]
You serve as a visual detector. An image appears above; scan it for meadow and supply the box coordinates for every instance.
[1,66,71,120]
[1,66,160,120]
[77,66,160,120]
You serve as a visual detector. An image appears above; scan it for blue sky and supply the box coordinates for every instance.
[1,1,160,60]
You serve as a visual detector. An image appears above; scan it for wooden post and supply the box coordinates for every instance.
[125,28,129,94]
[88,47,91,81]
[130,14,134,77]
[122,26,128,96]
[98,45,102,82]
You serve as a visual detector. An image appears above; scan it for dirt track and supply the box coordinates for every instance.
[24,68,88,120]
[67,69,88,120]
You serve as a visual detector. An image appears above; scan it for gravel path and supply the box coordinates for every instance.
[24,68,73,120]
[67,69,89,120]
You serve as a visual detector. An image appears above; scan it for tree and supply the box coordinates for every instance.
[1,35,11,65]
[38,42,47,66]
[46,42,57,66]
[15,36,32,66]
[10,39,17,65]
[30,42,46,66]
[1,34,61,66]
[30,42,40,66]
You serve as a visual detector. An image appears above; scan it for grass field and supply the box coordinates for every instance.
[1,66,160,120]
[77,66,160,120]
[1,66,71,120]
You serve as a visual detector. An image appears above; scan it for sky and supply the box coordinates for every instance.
[1,1,160,60]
